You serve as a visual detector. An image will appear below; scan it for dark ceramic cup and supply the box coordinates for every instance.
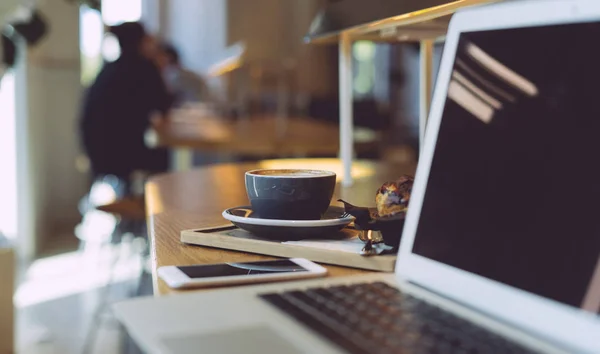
[245,169,336,220]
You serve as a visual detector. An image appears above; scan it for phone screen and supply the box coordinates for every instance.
[177,260,309,279]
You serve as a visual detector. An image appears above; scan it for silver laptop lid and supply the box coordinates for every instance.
[396,1,600,353]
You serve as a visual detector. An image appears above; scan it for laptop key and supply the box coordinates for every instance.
[260,282,535,354]
[261,293,374,354]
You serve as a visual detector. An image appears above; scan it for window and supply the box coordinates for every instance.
[101,0,142,26]
[0,71,17,238]
[352,40,376,97]
[352,40,391,105]
[80,5,103,85]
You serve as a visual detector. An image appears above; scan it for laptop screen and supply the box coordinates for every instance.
[413,22,600,313]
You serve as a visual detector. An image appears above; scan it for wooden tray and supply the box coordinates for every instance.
[181,225,396,272]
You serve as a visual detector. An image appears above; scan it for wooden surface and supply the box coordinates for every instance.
[0,248,14,354]
[180,227,397,272]
[96,196,146,220]
[146,158,417,296]
[153,113,379,156]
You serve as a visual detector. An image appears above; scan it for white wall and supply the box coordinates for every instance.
[17,1,86,257]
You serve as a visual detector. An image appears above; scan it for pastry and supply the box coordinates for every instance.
[375,175,414,217]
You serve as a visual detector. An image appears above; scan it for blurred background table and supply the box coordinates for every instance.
[151,109,380,170]
[146,158,417,296]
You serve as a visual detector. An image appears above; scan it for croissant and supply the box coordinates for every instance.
[375,175,414,217]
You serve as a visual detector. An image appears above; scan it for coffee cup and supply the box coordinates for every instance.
[245,169,336,220]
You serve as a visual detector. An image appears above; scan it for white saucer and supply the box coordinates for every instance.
[222,205,354,239]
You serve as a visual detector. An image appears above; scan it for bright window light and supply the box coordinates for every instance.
[101,33,121,62]
[352,41,376,96]
[0,72,18,238]
[353,41,376,62]
[80,5,104,85]
[102,0,142,26]
[14,246,142,308]
[80,6,103,58]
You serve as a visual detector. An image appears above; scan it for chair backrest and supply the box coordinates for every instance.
[0,247,14,354]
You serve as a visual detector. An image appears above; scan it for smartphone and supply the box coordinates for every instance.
[158,258,327,289]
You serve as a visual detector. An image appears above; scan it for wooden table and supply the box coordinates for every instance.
[146,158,416,296]
[151,112,380,170]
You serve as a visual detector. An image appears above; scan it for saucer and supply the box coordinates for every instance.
[222,205,354,240]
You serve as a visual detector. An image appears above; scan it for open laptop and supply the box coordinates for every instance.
[114,1,600,353]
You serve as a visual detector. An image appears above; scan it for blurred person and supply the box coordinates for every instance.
[79,22,172,192]
[158,43,213,106]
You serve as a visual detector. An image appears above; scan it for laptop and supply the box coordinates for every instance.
[114,1,600,353]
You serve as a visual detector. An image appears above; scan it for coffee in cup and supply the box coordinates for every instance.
[245,169,336,220]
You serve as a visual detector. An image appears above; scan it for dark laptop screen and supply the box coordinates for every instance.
[413,22,600,313]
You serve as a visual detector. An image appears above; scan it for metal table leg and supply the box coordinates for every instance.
[339,32,354,187]
[419,39,434,154]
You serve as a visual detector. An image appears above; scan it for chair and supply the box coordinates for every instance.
[76,175,149,354]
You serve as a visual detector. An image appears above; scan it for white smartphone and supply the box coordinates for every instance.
[158,258,328,289]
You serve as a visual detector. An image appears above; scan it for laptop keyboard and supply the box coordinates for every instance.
[260,282,534,354]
